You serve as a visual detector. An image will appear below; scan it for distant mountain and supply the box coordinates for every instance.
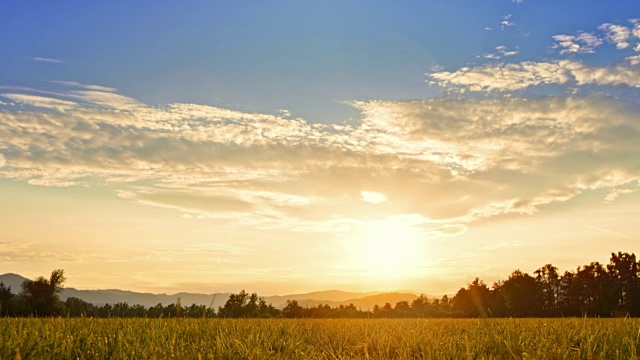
[0,273,28,293]
[0,273,420,309]
[265,290,379,307]
[293,292,419,310]
[59,288,232,309]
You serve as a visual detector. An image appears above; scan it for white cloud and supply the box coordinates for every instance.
[51,81,117,93]
[599,23,632,49]
[429,60,574,91]
[1,87,639,236]
[0,93,78,112]
[29,56,64,63]
[429,58,640,91]
[482,45,518,60]
[361,191,388,204]
[499,14,515,31]
[552,32,602,54]
[0,154,5,167]
[604,188,637,203]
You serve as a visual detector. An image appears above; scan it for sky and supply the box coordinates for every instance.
[1,0,639,296]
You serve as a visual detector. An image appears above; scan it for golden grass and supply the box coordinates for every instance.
[1,318,639,359]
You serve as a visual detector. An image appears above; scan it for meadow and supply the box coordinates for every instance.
[1,318,639,359]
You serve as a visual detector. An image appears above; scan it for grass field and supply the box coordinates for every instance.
[1,318,639,359]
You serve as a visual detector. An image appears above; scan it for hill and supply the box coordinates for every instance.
[0,273,28,293]
[0,273,420,309]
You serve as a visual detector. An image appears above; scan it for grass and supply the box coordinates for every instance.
[1,318,639,359]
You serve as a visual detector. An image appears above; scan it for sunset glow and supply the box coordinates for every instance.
[1,1,639,296]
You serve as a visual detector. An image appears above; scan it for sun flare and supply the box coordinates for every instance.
[349,218,426,281]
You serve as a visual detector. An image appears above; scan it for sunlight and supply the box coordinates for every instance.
[351,218,425,281]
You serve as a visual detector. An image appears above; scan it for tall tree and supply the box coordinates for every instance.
[0,282,17,316]
[534,264,561,316]
[452,278,492,317]
[19,269,66,317]
[496,270,542,317]
[283,300,304,318]
[607,252,640,316]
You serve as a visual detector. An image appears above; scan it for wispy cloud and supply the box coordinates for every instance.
[1,93,78,112]
[499,14,515,31]
[482,45,518,60]
[29,56,64,63]
[51,81,117,93]
[583,224,637,241]
[428,57,640,92]
[1,79,639,238]
[604,188,638,203]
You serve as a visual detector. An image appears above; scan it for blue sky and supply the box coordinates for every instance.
[4,0,640,122]
[1,1,640,294]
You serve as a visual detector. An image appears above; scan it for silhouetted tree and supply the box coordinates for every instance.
[283,300,304,318]
[608,252,640,316]
[0,282,17,316]
[452,278,492,317]
[535,264,561,316]
[65,297,95,317]
[411,294,430,317]
[19,269,66,316]
[218,290,271,318]
[495,270,542,317]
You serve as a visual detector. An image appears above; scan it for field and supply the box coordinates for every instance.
[1,318,639,359]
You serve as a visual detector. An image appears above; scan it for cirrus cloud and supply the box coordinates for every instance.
[1,86,639,237]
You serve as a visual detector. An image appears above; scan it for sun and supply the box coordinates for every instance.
[349,218,425,281]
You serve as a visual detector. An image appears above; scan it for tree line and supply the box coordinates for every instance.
[1,251,639,318]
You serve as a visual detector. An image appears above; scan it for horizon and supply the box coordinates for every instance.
[1,1,640,296]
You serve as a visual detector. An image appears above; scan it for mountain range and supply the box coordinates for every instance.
[0,273,420,310]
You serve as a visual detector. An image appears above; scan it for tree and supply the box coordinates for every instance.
[65,297,95,317]
[394,301,411,317]
[496,270,542,317]
[217,290,272,318]
[452,278,493,317]
[20,269,66,317]
[0,282,17,316]
[607,252,640,316]
[535,264,561,316]
[283,300,304,318]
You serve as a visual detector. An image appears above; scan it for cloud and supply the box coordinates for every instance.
[630,20,640,51]
[499,14,515,31]
[482,45,518,60]
[552,32,603,54]
[604,188,637,203]
[0,93,78,112]
[599,23,632,49]
[0,241,117,264]
[1,86,639,237]
[351,96,640,218]
[135,243,248,263]
[29,56,64,63]
[428,58,640,91]
[51,81,117,93]
[361,191,388,204]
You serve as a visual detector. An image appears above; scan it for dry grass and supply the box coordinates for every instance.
[1,318,639,359]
